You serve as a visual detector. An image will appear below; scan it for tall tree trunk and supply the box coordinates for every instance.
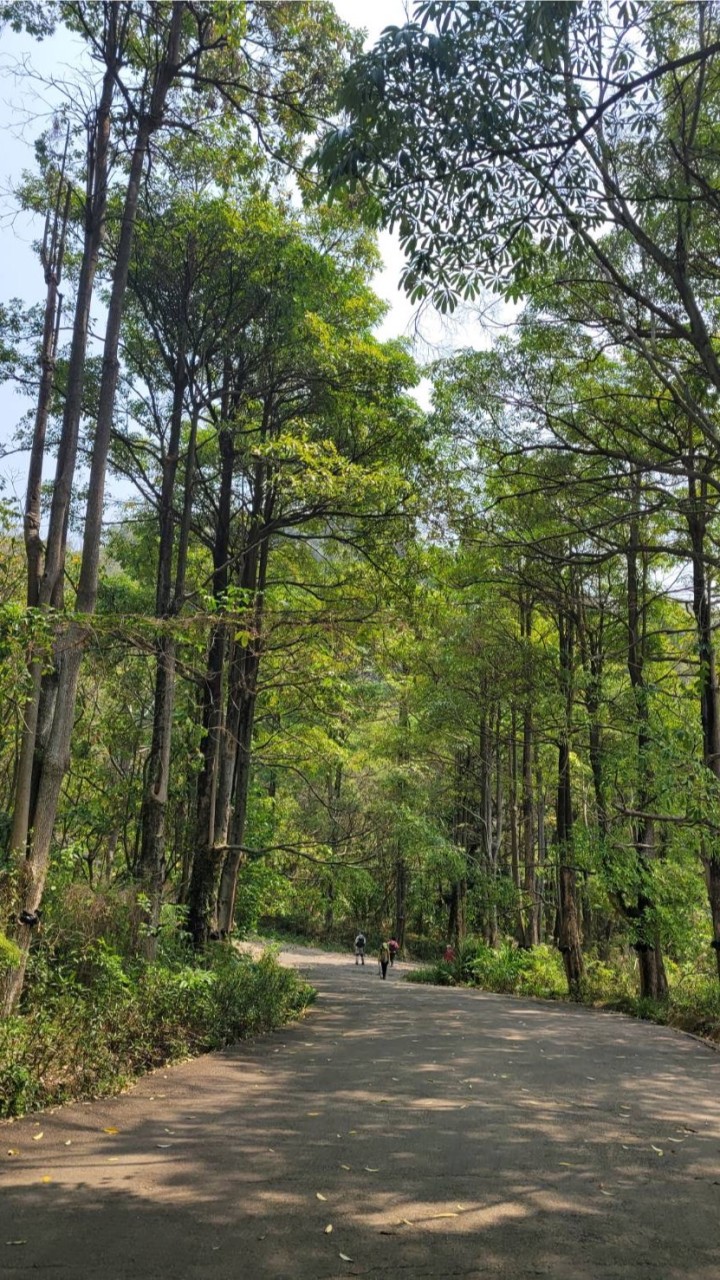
[215,559,268,937]
[1,5,185,1014]
[8,45,117,870]
[625,506,668,1000]
[137,390,194,955]
[394,694,409,948]
[686,477,720,980]
[187,411,235,949]
[556,606,584,998]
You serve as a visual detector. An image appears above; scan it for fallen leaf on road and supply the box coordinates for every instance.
[156,1144,172,1149]
[6,1240,26,1245]
[340,1164,351,1170]
[324,1224,333,1234]
[559,1162,579,1167]
[103,1127,119,1135]
[316,1192,327,1201]
[348,1130,357,1134]
[32,1133,43,1141]
[6,1150,20,1157]
[40,1176,52,1183]
[307,1112,321,1117]
[64,1141,72,1147]
[364,1166,379,1173]
[339,1253,353,1262]
[651,1146,664,1156]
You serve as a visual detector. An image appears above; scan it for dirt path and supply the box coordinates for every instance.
[2,943,720,1278]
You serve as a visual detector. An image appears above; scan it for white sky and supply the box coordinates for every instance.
[0,1,486,508]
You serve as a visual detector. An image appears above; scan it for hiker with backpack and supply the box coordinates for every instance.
[354,932,366,965]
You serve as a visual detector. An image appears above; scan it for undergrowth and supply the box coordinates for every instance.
[403,938,720,1044]
[0,918,314,1119]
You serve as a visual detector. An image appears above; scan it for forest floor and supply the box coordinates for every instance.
[1,943,720,1279]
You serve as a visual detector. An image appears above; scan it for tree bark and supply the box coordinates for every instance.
[556,606,584,998]
[136,358,191,955]
[2,4,185,1014]
[7,39,117,869]
[686,477,720,978]
[625,507,668,1000]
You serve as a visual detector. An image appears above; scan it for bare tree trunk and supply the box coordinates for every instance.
[394,695,409,948]
[136,367,191,955]
[686,479,720,980]
[187,408,235,948]
[556,607,584,998]
[1,5,185,1014]
[626,507,668,1000]
[8,45,117,869]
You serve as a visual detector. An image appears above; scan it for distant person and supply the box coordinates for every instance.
[354,932,366,965]
[379,940,391,979]
[388,938,399,966]
[443,943,456,965]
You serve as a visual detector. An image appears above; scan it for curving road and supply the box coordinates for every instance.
[2,944,720,1279]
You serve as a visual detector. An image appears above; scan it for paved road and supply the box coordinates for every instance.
[2,945,720,1279]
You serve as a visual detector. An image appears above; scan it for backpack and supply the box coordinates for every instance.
[355,933,366,948]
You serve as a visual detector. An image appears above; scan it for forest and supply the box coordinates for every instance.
[2,0,720,1115]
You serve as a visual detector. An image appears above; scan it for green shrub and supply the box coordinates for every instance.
[0,946,314,1119]
[405,962,456,986]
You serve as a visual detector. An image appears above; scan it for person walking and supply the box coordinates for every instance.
[378,940,390,979]
[388,938,399,966]
[354,932,366,965]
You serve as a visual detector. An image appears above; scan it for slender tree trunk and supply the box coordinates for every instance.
[8,53,116,869]
[394,695,409,948]
[215,624,264,937]
[1,5,185,1014]
[136,362,191,955]
[626,508,668,1000]
[556,606,584,998]
[687,481,720,980]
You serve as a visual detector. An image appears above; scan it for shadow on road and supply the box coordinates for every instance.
[2,947,720,1279]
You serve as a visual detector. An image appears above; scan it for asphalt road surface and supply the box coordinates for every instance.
[2,944,720,1279]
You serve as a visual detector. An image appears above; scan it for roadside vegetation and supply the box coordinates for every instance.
[404,940,720,1045]
[3,2,720,1112]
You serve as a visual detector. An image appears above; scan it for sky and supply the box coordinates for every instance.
[0,1,484,509]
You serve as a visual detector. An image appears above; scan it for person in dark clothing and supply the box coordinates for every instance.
[354,932,366,965]
[378,940,390,979]
[388,938,399,965]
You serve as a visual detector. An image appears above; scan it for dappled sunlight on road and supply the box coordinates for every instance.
[2,943,720,1278]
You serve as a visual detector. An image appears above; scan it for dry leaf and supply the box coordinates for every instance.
[307,1112,320,1117]
[32,1132,44,1142]
[40,1176,52,1183]
[324,1224,333,1234]
[316,1192,327,1201]
[156,1143,172,1149]
[339,1253,353,1262]
[364,1166,379,1173]
[7,1149,20,1157]
[103,1127,119,1135]
[651,1146,664,1156]
[64,1141,72,1147]
[339,1164,351,1171]
[5,1241,26,1246]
